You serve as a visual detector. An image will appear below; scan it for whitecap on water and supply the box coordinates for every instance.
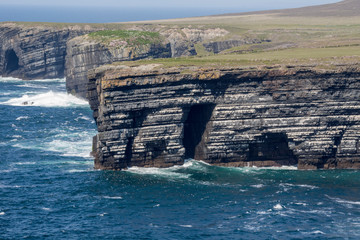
[127,166,191,179]
[251,184,265,188]
[13,129,95,158]
[280,183,318,190]
[75,115,93,122]
[67,169,93,173]
[1,91,88,107]
[16,116,29,121]
[273,204,284,210]
[0,184,22,188]
[179,225,193,228]
[103,196,123,200]
[326,195,360,206]
[0,76,23,82]
[46,138,93,158]
[29,78,66,83]
[0,212,5,216]
[18,83,49,89]
[0,76,65,83]
[13,161,36,165]
[127,160,213,179]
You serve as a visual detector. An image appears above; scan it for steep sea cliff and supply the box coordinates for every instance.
[88,64,360,170]
[0,23,91,80]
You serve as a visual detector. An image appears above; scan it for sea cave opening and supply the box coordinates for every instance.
[248,132,298,165]
[183,104,215,159]
[4,49,20,74]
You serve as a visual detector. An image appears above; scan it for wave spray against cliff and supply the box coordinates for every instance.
[0,77,359,239]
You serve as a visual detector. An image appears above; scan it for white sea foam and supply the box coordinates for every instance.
[16,116,29,121]
[127,166,190,179]
[0,76,65,82]
[46,139,92,158]
[75,115,92,122]
[280,183,318,190]
[273,204,284,210]
[1,91,88,107]
[0,169,15,173]
[41,207,52,211]
[30,78,66,83]
[179,225,193,228]
[67,169,93,173]
[327,195,360,205]
[18,83,48,89]
[251,184,265,188]
[14,129,95,158]
[0,212,5,216]
[0,184,22,188]
[14,161,36,165]
[0,76,22,82]
[103,196,123,200]
[294,202,308,206]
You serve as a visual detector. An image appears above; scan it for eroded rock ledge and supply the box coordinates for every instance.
[88,64,360,170]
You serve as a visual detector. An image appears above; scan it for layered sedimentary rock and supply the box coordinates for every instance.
[65,34,171,98]
[88,64,360,170]
[65,27,232,98]
[203,39,267,54]
[0,23,91,79]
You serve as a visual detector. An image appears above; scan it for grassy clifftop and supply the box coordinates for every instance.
[88,30,164,47]
[108,0,360,69]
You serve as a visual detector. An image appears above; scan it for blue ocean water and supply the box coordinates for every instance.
[0,77,360,239]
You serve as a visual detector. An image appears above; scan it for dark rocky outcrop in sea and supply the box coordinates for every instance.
[88,64,360,170]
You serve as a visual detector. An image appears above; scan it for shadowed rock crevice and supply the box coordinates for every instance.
[4,49,19,74]
[183,104,215,159]
[248,132,298,165]
[125,137,134,166]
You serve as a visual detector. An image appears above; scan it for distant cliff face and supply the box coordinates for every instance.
[0,23,91,80]
[65,30,172,99]
[0,23,262,99]
[65,28,234,99]
[88,64,360,170]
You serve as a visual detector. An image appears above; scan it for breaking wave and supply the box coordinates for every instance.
[126,160,300,184]
[1,91,88,107]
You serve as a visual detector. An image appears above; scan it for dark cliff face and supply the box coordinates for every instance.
[88,64,360,170]
[0,23,90,80]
